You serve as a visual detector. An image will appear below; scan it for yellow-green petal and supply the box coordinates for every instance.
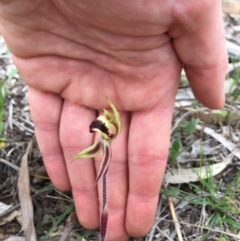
[72,139,102,161]
[106,97,121,137]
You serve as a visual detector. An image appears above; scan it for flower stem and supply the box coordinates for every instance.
[100,143,111,241]
[103,170,107,208]
[100,171,108,241]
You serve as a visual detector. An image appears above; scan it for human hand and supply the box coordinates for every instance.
[0,1,227,240]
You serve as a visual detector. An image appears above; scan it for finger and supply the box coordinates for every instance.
[172,1,228,109]
[126,106,173,237]
[60,101,99,229]
[28,87,71,190]
[95,112,130,241]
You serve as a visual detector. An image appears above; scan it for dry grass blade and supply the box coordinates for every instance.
[17,140,37,241]
[0,157,20,171]
[168,197,183,241]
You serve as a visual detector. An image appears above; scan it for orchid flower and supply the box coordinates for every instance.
[73,98,121,241]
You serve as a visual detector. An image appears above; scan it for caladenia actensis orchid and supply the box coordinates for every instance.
[72,98,121,241]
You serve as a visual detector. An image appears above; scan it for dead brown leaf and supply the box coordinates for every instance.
[17,140,36,241]
[0,209,21,226]
[164,154,233,184]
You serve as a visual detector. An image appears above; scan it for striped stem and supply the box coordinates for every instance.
[100,172,108,241]
[100,143,111,241]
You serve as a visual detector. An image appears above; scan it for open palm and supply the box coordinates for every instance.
[0,1,227,240]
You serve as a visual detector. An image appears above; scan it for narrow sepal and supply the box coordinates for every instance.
[103,109,114,122]
[107,97,121,136]
[96,141,111,182]
[73,140,102,161]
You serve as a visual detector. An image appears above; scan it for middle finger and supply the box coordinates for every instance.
[60,100,99,229]
[95,111,130,241]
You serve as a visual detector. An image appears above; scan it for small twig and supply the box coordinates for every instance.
[147,194,190,241]
[156,218,240,239]
[59,212,78,241]
[155,227,174,241]
[8,99,13,129]
[54,189,73,201]
[0,54,12,59]
[168,197,184,241]
[18,116,34,127]
[0,157,20,171]
[46,195,73,203]
[12,119,34,134]
[147,197,166,241]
